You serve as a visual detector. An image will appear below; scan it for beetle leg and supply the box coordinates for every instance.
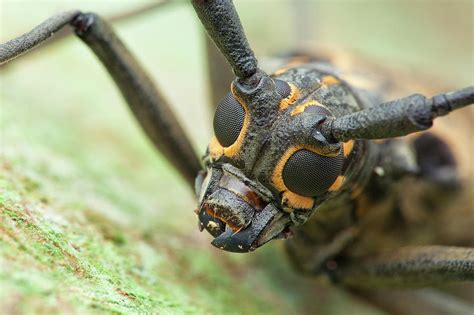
[353,287,474,315]
[331,245,474,288]
[296,227,358,275]
[285,227,359,275]
[412,132,459,188]
[0,12,202,187]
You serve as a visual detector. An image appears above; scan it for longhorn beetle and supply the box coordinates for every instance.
[1,0,473,312]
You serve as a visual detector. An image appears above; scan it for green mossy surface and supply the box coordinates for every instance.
[0,156,300,314]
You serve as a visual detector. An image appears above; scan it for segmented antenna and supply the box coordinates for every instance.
[191,0,260,86]
[322,86,474,142]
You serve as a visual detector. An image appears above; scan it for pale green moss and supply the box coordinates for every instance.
[1,158,292,314]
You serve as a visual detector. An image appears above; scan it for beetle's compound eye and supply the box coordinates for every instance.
[282,149,344,197]
[213,93,245,147]
[274,79,291,98]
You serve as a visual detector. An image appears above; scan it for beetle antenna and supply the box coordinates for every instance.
[0,11,80,64]
[191,0,261,87]
[0,10,202,186]
[321,86,474,142]
[0,2,176,67]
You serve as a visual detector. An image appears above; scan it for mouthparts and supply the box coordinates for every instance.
[198,194,291,253]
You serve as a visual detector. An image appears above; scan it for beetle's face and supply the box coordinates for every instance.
[195,73,346,252]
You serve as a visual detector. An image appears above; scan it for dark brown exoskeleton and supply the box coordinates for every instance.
[1,0,473,313]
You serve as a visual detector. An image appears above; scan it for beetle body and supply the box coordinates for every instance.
[196,49,473,288]
[269,53,474,281]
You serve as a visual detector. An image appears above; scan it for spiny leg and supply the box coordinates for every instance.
[0,12,201,187]
[331,246,474,288]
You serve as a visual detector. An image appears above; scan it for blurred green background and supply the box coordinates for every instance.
[0,0,472,314]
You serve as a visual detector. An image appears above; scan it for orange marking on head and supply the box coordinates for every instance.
[272,145,341,210]
[272,147,298,194]
[273,56,310,76]
[290,101,327,116]
[287,56,311,66]
[279,83,300,111]
[274,67,290,76]
[208,136,224,161]
[321,75,340,86]
[343,140,355,157]
[282,191,314,210]
[328,175,345,192]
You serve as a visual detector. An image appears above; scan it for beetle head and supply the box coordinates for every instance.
[195,73,347,252]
